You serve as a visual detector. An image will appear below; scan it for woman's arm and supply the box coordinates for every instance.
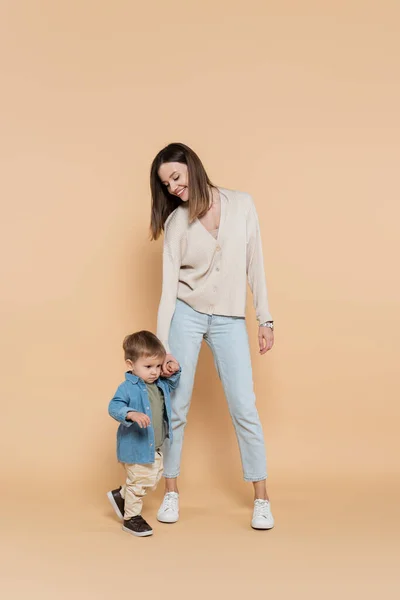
[156,215,183,354]
[246,196,273,325]
[246,196,274,354]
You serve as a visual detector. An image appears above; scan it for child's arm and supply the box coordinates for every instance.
[108,385,150,428]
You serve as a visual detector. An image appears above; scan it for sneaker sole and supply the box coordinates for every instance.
[251,523,275,530]
[106,491,124,521]
[122,525,153,537]
[157,514,179,524]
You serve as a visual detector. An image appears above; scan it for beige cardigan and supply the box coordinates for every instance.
[156,187,272,353]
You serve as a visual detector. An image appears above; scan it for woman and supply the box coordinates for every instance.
[151,143,275,530]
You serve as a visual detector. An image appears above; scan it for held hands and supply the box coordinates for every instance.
[161,354,180,377]
[258,326,274,355]
[126,411,151,428]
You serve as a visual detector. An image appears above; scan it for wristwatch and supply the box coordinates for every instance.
[259,321,274,330]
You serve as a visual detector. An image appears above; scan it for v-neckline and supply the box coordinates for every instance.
[196,188,225,244]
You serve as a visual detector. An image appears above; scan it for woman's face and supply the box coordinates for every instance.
[158,162,189,202]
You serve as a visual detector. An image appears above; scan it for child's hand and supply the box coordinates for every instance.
[164,359,180,377]
[167,359,180,374]
[126,411,150,428]
[161,354,180,377]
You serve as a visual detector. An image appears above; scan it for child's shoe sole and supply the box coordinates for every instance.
[122,525,153,537]
[106,491,124,520]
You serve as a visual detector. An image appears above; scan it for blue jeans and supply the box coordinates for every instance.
[163,300,267,482]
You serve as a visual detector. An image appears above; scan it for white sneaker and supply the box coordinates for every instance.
[157,492,179,523]
[251,499,275,530]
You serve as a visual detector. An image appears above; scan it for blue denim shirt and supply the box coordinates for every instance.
[108,370,181,464]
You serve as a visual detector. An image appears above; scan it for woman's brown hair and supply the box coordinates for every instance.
[150,142,214,240]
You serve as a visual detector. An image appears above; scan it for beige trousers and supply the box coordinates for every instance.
[120,451,164,519]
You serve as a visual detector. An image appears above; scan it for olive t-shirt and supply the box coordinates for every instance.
[145,383,166,450]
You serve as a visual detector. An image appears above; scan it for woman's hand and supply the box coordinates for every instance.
[161,353,180,377]
[258,326,274,355]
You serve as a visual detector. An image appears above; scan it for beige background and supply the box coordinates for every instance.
[1,1,399,598]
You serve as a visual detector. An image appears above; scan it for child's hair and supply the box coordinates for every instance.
[123,331,166,363]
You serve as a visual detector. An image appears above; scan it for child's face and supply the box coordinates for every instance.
[127,355,163,384]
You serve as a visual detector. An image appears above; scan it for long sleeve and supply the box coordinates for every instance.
[156,214,184,353]
[246,196,273,324]
[160,367,182,391]
[108,385,134,427]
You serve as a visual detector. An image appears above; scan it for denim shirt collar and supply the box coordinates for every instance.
[125,371,140,384]
[125,371,161,386]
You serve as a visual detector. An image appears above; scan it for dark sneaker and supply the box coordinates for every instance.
[122,515,153,537]
[107,487,125,520]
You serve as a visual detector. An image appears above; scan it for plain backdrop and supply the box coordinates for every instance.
[0,1,399,598]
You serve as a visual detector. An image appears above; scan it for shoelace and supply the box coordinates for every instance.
[253,499,271,519]
[163,493,178,511]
